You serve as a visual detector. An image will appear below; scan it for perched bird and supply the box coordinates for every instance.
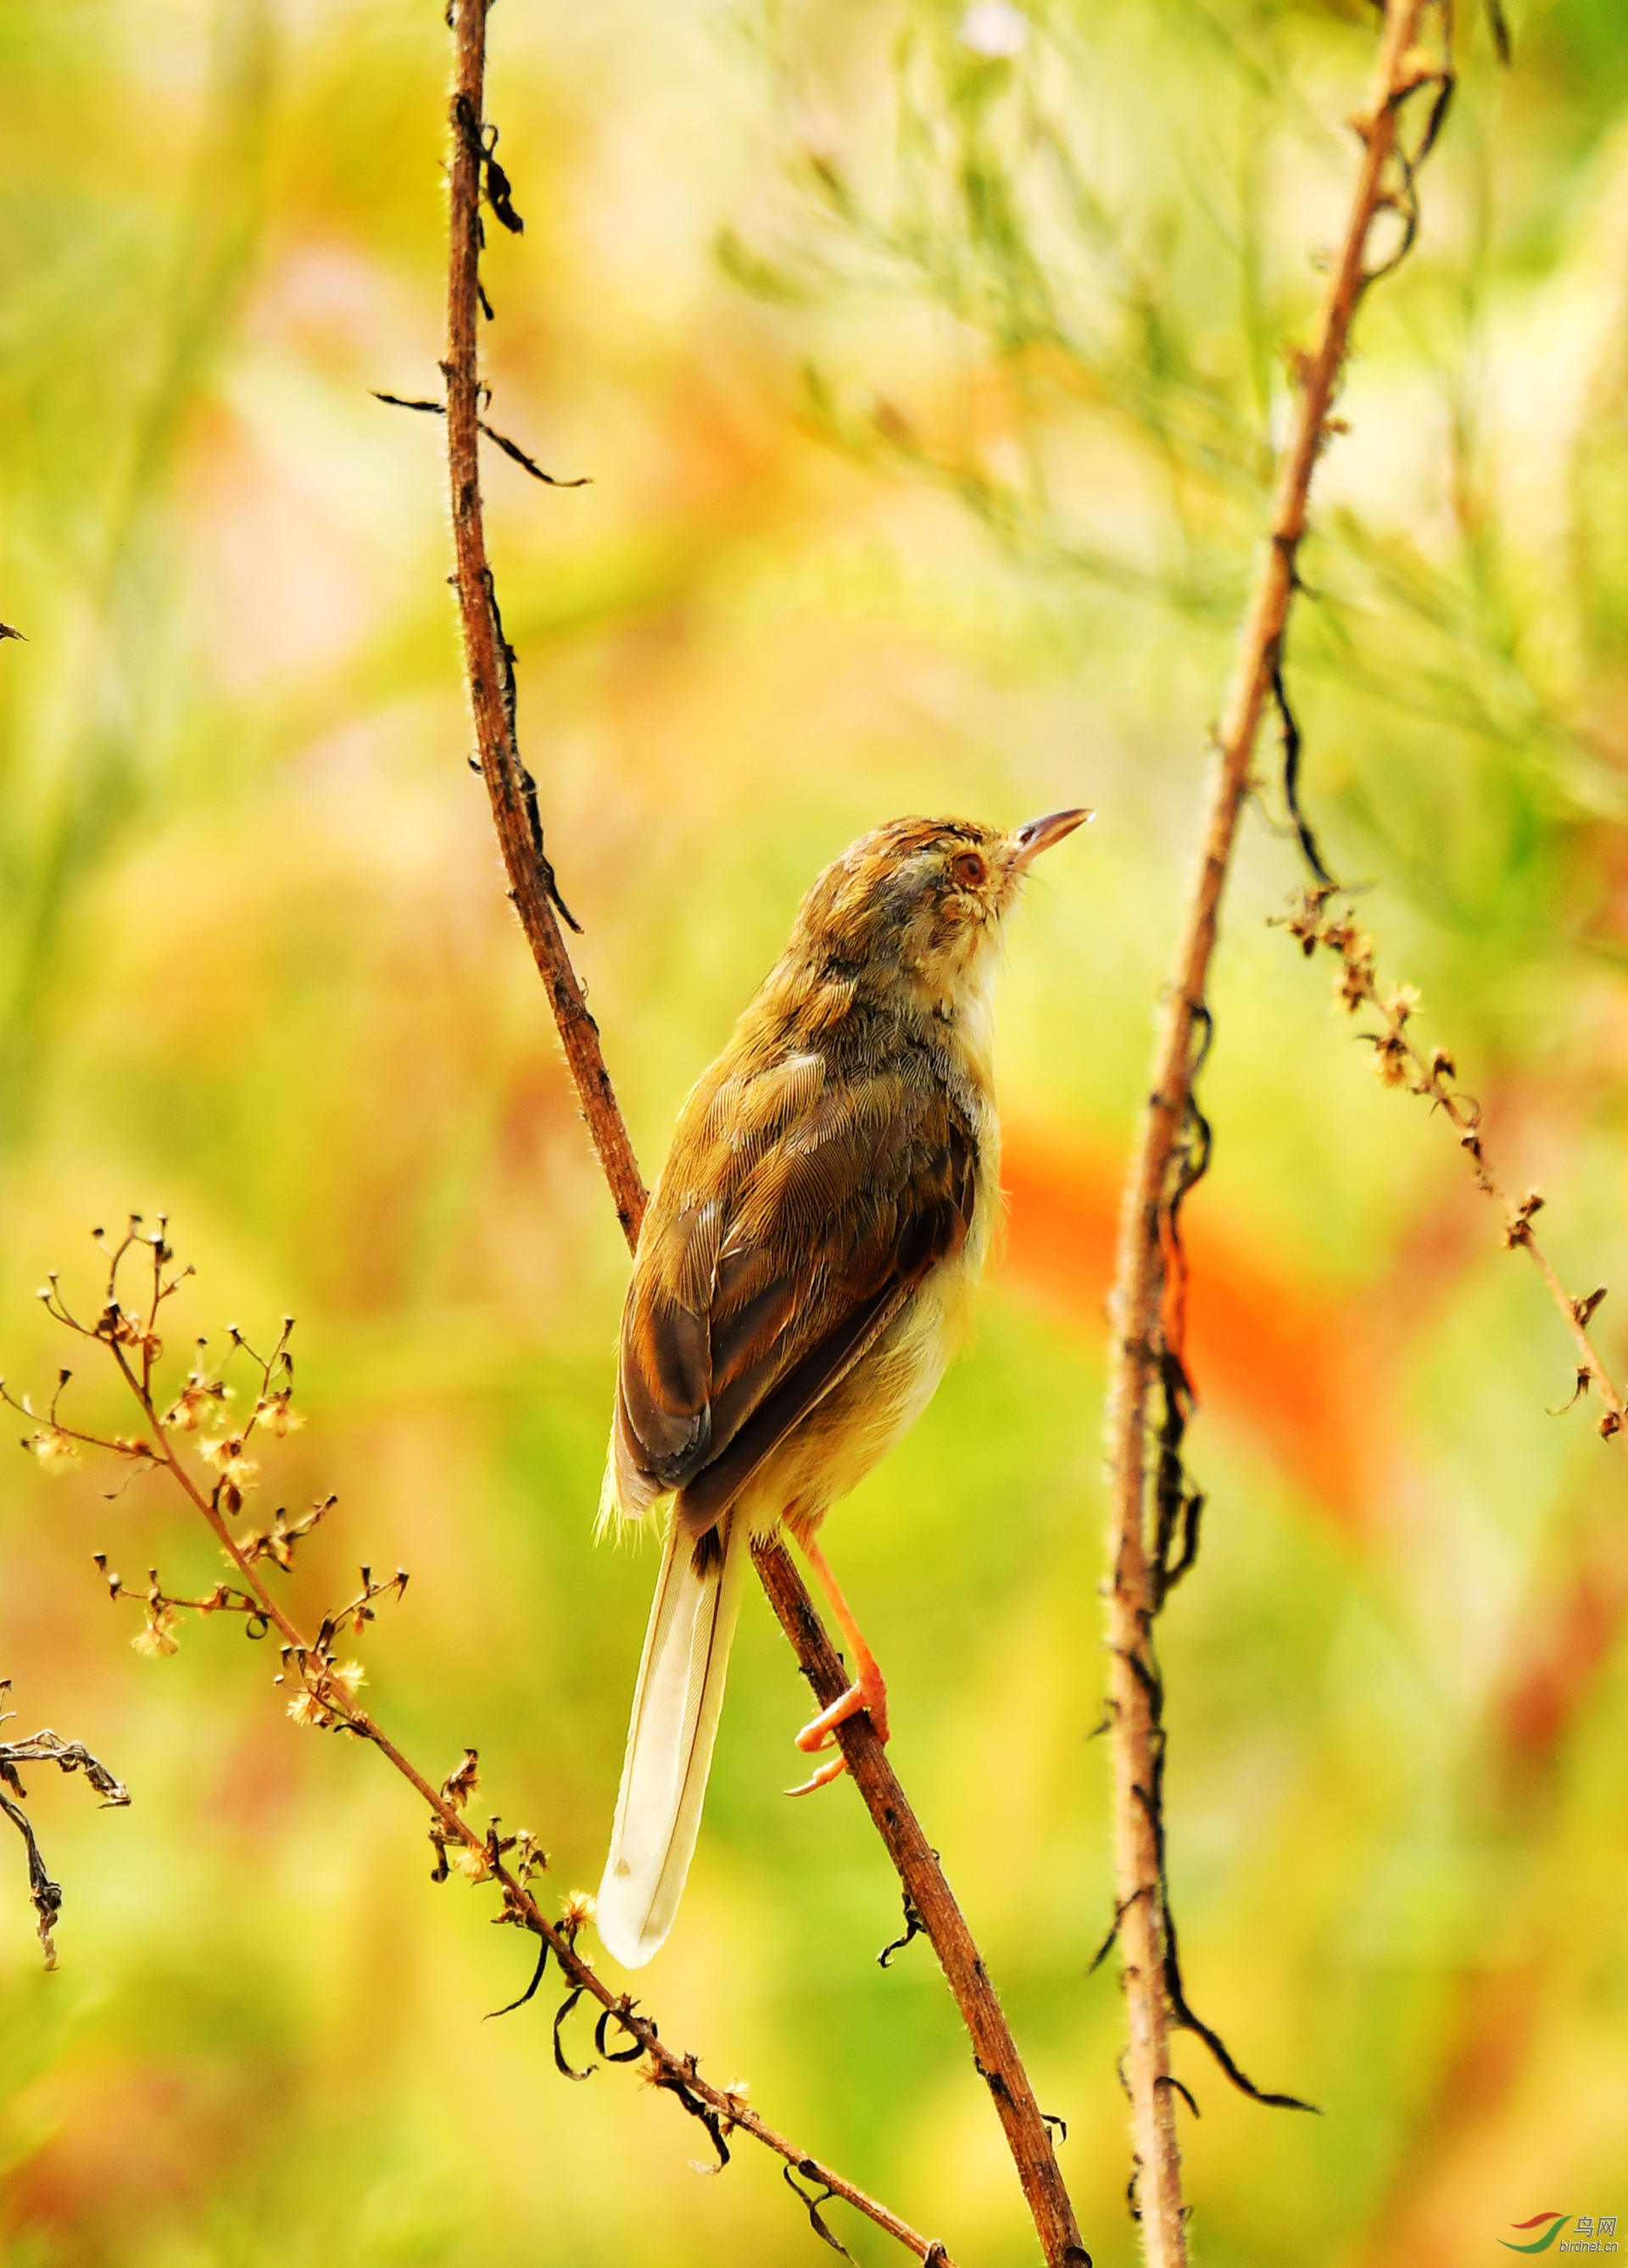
[595,808,1090,1968]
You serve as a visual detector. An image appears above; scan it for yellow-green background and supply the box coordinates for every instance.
[1,1,1625,2261]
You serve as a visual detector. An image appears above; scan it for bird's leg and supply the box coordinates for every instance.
[785,1533,889,1797]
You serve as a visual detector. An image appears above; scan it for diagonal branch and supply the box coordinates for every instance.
[1101,5,1447,2261]
[754,1543,1088,2265]
[1280,890,1628,1432]
[441,3,1086,2260]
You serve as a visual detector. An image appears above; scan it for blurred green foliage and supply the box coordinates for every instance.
[1,1,1626,2263]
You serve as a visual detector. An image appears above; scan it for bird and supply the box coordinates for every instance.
[594,807,1090,1968]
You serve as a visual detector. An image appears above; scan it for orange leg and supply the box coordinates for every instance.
[785,1534,889,1798]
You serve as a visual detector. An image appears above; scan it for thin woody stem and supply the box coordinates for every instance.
[97,1310,951,2267]
[1520,1234,1627,1428]
[1102,6,1438,2261]
[443,3,1085,2259]
[755,1541,1088,2267]
[443,1,646,1250]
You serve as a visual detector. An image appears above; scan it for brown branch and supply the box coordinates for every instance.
[201,1524,949,2260]
[755,1541,1089,2267]
[442,3,1086,2260]
[1101,5,1445,2260]
[443,2,645,1248]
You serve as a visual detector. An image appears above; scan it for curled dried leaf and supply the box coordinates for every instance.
[441,1748,481,1811]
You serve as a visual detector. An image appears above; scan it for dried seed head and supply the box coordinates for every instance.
[1335,955,1374,1013]
[201,1437,260,1505]
[132,1604,181,1658]
[163,1378,230,1431]
[254,1391,304,1439]
[28,1428,81,1470]
[452,1842,493,1884]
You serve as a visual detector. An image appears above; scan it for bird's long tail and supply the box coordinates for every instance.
[596,1510,750,1968]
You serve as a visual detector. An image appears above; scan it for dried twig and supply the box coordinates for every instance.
[10,1222,950,2268]
[0,1691,129,1969]
[1101,6,1451,2260]
[440,3,1086,2260]
[372,391,590,488]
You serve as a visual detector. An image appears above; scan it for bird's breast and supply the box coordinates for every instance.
[945,959,1001,1273]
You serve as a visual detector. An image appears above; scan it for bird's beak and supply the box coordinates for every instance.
[1010,807,1093,869]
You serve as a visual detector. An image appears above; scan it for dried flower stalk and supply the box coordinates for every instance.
[8,1220,950,2266]
[1280,889,1627,1430]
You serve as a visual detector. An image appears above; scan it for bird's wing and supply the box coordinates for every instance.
[611,1047,976,1529]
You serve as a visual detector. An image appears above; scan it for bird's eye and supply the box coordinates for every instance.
[951,850,988,889]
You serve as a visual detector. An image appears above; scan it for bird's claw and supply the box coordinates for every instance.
[785,1754,848,1797]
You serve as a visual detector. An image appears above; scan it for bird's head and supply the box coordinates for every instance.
[789,809,1091,1013]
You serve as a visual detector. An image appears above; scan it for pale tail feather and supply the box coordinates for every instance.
[596,1512,750,1967]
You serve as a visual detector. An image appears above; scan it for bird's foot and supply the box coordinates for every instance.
[789,1660,893,1778]
[782,1535,889,1795]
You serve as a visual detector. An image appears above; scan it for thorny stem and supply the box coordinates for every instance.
[442,2,1086,2263]
[443,3,646,1249]
[1102,5,1441,2260]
